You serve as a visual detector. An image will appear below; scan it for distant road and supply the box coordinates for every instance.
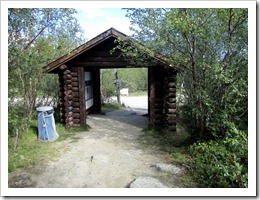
[111,96,148,110]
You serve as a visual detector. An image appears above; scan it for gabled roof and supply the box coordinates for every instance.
[43,27,174,73]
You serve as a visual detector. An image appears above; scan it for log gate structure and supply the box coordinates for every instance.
[43,28,178,130]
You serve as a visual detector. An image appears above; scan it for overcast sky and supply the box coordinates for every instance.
[75,8,134,40]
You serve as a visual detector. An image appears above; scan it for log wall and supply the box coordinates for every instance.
[58,66,86,128]
[148,66,177,130]
[163,68,177,131]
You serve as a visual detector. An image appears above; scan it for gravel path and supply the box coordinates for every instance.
[8,96,182,188]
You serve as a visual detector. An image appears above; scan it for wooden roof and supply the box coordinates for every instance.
[43,27,175,73]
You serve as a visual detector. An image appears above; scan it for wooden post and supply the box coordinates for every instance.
[78,67,86,126]
[148,66,155,126]
[58,72,65,123]
[91,68,101,113]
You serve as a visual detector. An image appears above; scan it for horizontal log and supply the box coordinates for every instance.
[63,74,72,80]
[167,103,176,108]
[64,101,73,107]
[71,77,78,82]
[73,102,80,107]
[73,97,80,102]
[168,93,176,98]
[168,98,176,103]
[64,90,72,96]
[65,108,72,114]
[60,118,65,123]
[71,72,78,77]
[72,92,79,97]
[72,87,79,92]
[65,116,73,122]
[64,81,72,85]
[168,83,176,87]
[64,84,72,90]
[64,95,73,101]
[166,114,177,119]
[166,109,176,114]
[72,108,80,113]
[73,113,80,119]
[63,69,71,75]
[168,88,176,93]
[72,82,79,87]
[73,119,80,124]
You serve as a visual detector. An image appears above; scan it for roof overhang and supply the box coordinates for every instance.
[43,27,176,73]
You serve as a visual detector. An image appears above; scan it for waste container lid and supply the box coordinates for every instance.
[36,106,53,112]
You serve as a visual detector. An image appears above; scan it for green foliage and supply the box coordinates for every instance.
[8,8,85,136]
[189,126,248,187]
[123,8,248,188]
[100,68,148,101]
[123,8,248,139]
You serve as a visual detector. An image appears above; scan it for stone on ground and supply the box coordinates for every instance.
[151,163,181,174]
[128,176,168,188]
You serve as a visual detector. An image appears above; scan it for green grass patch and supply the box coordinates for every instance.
[8,120,89,173]
[101,102,125,114]
[56,123,89,142]
[128,91,147,96]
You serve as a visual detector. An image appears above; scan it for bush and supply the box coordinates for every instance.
[8,104,26,137]
[189,126,248,187]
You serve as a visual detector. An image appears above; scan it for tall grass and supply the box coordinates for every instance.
[8,120,88,173]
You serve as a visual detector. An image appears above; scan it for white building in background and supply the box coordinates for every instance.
[120,88,129,96]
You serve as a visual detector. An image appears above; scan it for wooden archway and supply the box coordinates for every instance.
[43,28,177,130]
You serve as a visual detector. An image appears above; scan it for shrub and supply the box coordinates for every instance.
[189,126,248,188]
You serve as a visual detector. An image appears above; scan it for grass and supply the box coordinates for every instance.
[128,91,147,96]
[101,102,125,114]
[8,119,89,173]
[139,124,197,187]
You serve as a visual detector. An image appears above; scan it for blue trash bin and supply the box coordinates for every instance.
[36,106,59,142]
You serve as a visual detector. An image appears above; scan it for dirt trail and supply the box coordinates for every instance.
[9,106,181,188]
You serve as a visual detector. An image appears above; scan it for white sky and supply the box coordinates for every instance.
[75,8,134,40]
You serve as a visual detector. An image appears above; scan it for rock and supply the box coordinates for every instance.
[150,163,181,174]
[128,176,168,188]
